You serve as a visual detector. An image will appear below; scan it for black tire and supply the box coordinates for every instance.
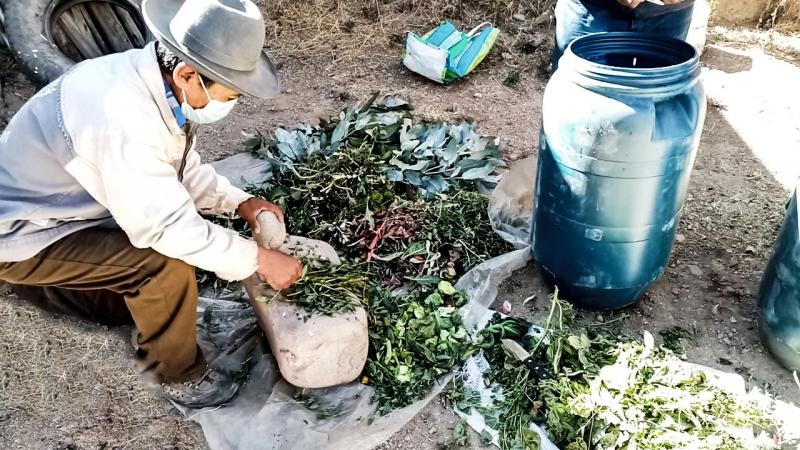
[4,0,148,85]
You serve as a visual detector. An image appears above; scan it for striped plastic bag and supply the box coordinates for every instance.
[402,21,499,84]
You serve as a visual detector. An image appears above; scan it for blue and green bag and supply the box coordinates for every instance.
[403,21,499,84]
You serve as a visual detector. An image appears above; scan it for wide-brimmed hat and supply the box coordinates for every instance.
[142,0,280,98]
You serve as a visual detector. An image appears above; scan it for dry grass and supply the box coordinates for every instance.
[0,295,205,449]
[255,0,554,66]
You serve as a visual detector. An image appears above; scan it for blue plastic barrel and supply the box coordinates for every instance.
[758,188,800,371]
[532,32,706,310]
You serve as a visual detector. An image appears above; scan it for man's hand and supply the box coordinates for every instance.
[237,198,284,234]
[616,0,644,8]
[257,247,303,290]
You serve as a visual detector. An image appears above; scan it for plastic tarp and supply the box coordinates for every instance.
[177,154,535,449]
[185,154,800,449]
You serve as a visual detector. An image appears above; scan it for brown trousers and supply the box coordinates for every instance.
[0,228,205,381]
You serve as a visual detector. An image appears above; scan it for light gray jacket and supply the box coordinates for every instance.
[0,43,258,281]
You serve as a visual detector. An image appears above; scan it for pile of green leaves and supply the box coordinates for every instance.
[540,338,777,450]
[244,94,511,283]
[366,281,477,414]
[454,292,781,450]
[206,96,511,413]
[246,93,505,199]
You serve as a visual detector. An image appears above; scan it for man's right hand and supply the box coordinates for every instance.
[616,0,645,8]
[256,247,303,290]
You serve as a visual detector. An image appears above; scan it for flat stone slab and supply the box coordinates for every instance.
[242,237,369,389]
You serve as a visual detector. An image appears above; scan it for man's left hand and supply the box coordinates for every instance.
[236,198,284,234]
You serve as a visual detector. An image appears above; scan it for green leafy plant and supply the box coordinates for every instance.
[366,281,477,414]
[456,292,782,450]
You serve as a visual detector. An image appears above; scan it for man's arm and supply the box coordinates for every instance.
[180,149,253,216]
[180,149,285,232]
[64,137,259,281]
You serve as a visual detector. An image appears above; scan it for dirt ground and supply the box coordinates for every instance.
[2,2,800,449]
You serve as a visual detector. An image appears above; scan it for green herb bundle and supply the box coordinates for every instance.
[277,261,369,316]
[455,292,782,450]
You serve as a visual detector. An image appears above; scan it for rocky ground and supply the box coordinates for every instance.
[1,2,799,448]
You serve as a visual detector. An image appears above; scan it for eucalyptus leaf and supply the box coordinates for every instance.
[443,138,459,164]
[460,164,497,180]
[390,157,429,172]
[422,175,449,194]
[386,169,404,182]
[404,170,423,186]
[277,142,296,160]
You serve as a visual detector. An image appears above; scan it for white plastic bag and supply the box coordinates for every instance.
[402,33,448,83]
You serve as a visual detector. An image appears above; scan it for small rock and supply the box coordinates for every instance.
[712,304,720,315]
[722,336,732,345]
[473,92,483,98]
[596,315,605,323]
[429,426,437,434]
[501,52,513,60]
[534,11,551,25]
[730,317,737,323]
[513,13,526,21]
[688,264,703,277]
[672,287,680,296]
[745,246,756,254]
[675,234,686,243]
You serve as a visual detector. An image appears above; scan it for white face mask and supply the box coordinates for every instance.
[180,76,237,124]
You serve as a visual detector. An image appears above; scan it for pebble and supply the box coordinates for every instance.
[513,13,526,21]
[672,287,680,296]
[745,245,756,254]
[473,92,483,98]
[429,426,437,434]
[596,315,605,323]
[688,264,703,277]
[534,11,551,25]
[675,233,686,243]
[730,317,737,323]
